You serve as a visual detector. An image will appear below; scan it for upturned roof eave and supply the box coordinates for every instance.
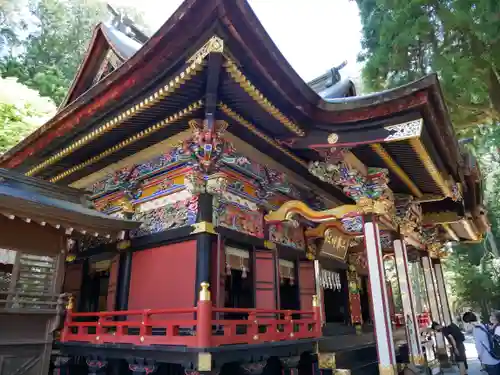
[0,0,461,179]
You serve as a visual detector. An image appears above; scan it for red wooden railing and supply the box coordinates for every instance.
[60,284,322,348]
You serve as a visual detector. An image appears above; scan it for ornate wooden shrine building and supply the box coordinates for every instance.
[0,0,488,374]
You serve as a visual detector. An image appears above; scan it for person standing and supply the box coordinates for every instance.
[463,311,500,375]
[432,321,468,375]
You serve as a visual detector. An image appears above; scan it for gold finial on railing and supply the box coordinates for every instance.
[312,295,319,307]
[66,295,75,311]
[199,282,211,301]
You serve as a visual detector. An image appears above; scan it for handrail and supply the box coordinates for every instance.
[60,286,322,348]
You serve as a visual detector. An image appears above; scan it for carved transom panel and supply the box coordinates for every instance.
[395,195,422,236]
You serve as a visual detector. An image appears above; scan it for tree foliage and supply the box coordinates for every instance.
[0,0,147,105]
[444,125,500,317]
[356,0,500,128]
[0,76,55,153]
[446,243,500,320]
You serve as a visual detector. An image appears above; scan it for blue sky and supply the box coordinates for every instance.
[113,0,363,82]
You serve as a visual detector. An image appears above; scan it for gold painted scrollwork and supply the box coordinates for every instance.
[264,200,359,224]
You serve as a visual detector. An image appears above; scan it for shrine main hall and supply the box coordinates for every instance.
[0,1,488,375]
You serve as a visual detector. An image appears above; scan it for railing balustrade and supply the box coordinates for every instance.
[60,283,322,348]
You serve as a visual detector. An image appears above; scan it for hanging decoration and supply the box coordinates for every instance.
[320,269,342,291]
[279,259,295,285]
[225,246,250,278]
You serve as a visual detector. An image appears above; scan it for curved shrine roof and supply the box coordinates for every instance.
[0,0,485,243]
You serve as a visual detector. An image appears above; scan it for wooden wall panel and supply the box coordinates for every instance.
[62,263,83,311]
[106,255,119,312]
[210,238,225,308]
[128,241,197,317]
[299,261,315,310]
[254,249,277,310]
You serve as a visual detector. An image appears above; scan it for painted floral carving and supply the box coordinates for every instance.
[342,216,363,233]
[213,197,264,238]
[308,160,392,203]
[268,222,305,250]
[130,196,198,238]
[89,148,187,196]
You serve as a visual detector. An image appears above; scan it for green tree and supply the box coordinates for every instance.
[445,243,500,320]
[356,0,500,128]
[0,0,148,105]
[0,76,55,153]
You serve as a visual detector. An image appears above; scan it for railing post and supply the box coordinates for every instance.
[312,295,321,336]
[197,282,212,348]
[139,310,151,344]
[60,295,74,342]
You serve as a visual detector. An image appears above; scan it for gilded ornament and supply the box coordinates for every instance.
[263,240,277,250]
[265,200,359,224]
[327,133,339,144]
[118,199,135,214]
[116,240,131,251]
[395,196,422,236]
[199,282,211,302]
[188,35,224,63]
[318,353,336,369]
[197,353,212,372]
[384,119,423,141]
[191,221,216,235]
[66,295,75,310]
[378,364,396,375]
[306,239,317,260]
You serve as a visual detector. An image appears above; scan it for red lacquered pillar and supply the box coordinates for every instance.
[197,282,213,348]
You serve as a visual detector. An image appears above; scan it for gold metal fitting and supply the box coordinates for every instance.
[263,240,276,250]
[140,336,145,343]
[199,282,211,301]
[378,364,396,375]
[66,295,75,310]
[312,295,319,307]
[318,353,336,370]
